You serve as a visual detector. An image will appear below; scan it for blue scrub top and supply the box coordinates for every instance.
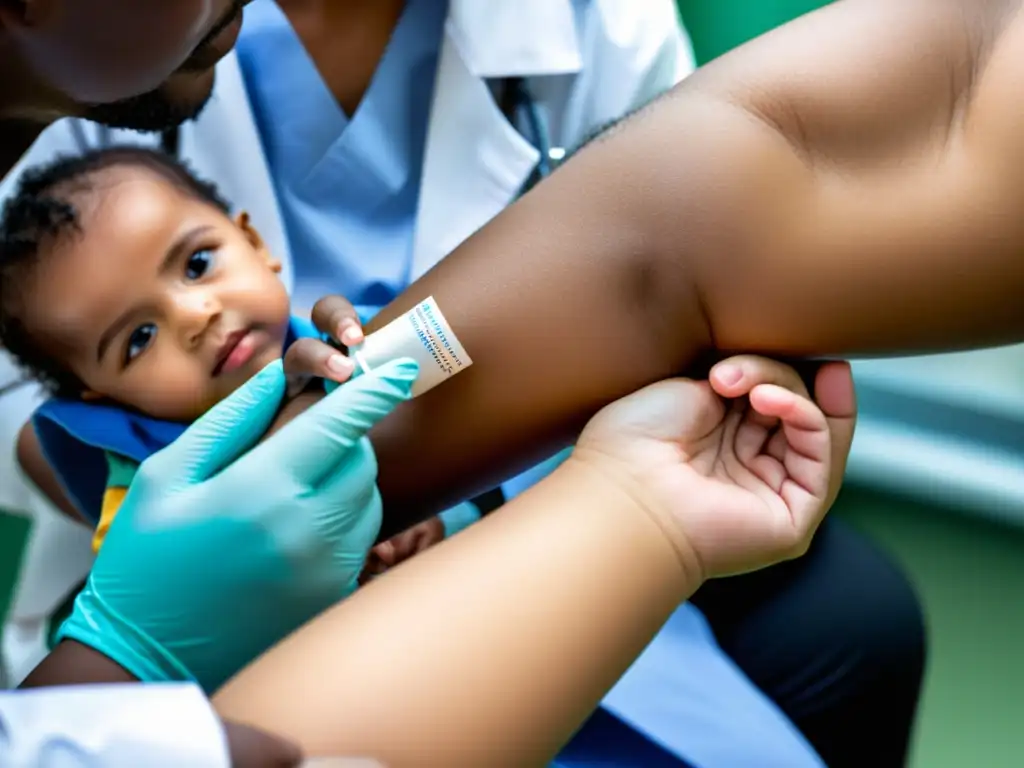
[237,0,447,319]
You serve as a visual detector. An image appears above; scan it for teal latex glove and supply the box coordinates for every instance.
[57,357,419,693]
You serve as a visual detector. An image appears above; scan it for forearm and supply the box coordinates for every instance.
[366,0,1024,532]
[214,459,695,766]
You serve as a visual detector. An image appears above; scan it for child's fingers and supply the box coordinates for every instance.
[715,358,811,464]
[749,384,830,500]
[814,362,857,421]
[750,384,828,461]
[282,338,356,384]
[711,355,810,431]
[370,540,398,568]
[387,531,419,563]
[311,295,364,346]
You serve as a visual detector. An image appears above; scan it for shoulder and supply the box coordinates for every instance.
[547,0,694,144]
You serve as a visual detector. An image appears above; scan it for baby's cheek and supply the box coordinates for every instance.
[128,367,221,422]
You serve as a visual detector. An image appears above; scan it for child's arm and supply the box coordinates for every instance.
[214,358,855,764]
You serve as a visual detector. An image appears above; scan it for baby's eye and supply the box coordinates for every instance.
[185,249,214,280]
[125,323,156,364]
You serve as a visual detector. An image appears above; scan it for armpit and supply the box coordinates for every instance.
[695,0,1008,175]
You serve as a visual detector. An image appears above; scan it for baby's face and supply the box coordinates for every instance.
[22,166,291,421]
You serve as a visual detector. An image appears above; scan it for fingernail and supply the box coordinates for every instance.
[327,354,354,377]
[340,324,363,345]
[716,364,742,386]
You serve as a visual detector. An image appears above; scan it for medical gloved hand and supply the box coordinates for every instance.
[57,358,419,693]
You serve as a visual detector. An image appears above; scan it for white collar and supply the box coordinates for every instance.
[446,0,582,78]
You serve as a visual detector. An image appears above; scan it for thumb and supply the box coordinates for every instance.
[145,361,287,487]
[813,361,857,504]
[248,358,419,488]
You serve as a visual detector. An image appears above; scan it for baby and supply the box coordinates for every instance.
[0,146,470,563]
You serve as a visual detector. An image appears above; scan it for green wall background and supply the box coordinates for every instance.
[678,0,833,64]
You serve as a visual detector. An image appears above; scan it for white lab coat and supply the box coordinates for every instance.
[0,683,229,766]
[0,3,822,765]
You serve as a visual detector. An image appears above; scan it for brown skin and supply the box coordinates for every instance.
[10,165,434,570]
[0,1,377,758]
[345,0,1024,533]
[0,0,250,167]
[276,0,1024,532]
[19,643,304,767]
[20,168,292,421]
[277,0,405,116]
[21,0,1024,536]
[13,0,1024,728]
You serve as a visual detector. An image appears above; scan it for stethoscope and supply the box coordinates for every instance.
[499,76,565,193]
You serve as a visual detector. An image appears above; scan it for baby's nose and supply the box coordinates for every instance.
[172,291,222,348]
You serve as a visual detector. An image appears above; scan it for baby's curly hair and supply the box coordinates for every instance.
[0,146,231,397]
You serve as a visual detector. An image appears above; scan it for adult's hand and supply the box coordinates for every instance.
[573,355,857,582]
[56,358,419,692]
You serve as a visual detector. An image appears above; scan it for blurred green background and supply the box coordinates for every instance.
[3,2,1024,766]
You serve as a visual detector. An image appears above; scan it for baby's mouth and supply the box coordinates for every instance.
[212,328,256,377]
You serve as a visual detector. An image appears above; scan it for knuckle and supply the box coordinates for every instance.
[329,299,354,318]
[134,462,160,488]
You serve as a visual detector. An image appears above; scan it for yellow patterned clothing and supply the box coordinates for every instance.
[92,452,141,553]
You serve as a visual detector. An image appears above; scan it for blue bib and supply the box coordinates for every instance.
[32,316,318,524]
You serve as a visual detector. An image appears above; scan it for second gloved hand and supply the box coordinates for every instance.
[57,358,419,692]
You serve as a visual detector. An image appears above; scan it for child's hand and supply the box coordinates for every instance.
[360,517,447,582]
[571,356,856,582]
[283,295,365,387]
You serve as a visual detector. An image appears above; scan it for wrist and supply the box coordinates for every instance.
[19,640,138,687]
[57,581,195,685]
[557,452,706,588]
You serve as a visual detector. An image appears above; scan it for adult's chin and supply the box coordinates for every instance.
[81,69,216,134]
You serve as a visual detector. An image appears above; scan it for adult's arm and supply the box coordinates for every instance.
[363,0,1024,531]
[14,1,1023,533]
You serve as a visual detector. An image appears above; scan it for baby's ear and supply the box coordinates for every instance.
[234,211,281,273]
